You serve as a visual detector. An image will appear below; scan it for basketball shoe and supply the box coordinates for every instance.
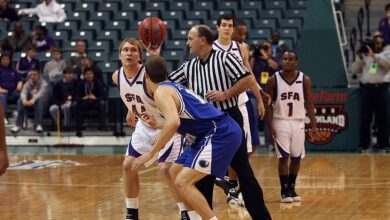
[290,190,301,202]
[180,210,190,220]
[280,192,293,203]
[227,188,245,206]
[215,176,236,195]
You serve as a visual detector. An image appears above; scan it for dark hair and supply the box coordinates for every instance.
[51,47,62,53]
[253,40,272,58]
[63,67,73,74]
[83,67,94,75]
[235,18,247,27]
[35,25,48,35]
[385,3,390,11]
[0,53,12,68]
[144,55,168,83]
[282,50,299,60]
[195,25,214,45]
[29,67,41,74]
[217,14,235,27]
[28,45,37,51]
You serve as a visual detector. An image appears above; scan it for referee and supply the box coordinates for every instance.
[169,25,271,220]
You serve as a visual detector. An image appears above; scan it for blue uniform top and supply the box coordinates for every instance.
[159,81,227,138]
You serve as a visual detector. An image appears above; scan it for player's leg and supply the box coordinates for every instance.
[123,155,140,220]
[274,119,293,203]
[174,168,215,219]
[288,120,306,202]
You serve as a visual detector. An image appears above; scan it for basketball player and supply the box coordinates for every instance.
[0,103,9,176]
[213,14,264,205]
[131,55,242,220]
[265,51,319,203]
[112,38,187,220]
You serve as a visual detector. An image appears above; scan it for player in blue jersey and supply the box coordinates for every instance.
[131,55,242,220]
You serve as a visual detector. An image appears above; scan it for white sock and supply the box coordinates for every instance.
[177,202,187,212]
[187,211,202,220]
[209,216,218,220]
[125,197,139,209]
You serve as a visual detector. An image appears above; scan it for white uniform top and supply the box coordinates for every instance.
[273,71,306,120]
[118,65,164,126]
[213,40,249,105]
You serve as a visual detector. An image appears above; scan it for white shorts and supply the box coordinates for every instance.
[273,118,305,159]
[126,121,183,164]
[239,103,252,153]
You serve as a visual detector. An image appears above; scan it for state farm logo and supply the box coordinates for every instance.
[305,91,349,145]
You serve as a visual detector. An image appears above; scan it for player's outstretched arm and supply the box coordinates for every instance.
[131,86,180,170]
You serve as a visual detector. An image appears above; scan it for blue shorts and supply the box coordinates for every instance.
[175,116,242,178]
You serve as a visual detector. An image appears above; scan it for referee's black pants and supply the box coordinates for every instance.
[196,106,272,220]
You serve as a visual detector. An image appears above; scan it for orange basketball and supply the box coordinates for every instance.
[137,17,167,49]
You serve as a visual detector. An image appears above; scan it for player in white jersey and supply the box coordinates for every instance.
[212,14,266,205]
[111,38,186,220]
[265,51,319,203]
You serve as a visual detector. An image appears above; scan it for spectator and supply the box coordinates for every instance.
[49,67,76,127]
[73,67,107,136]
[351,33,390,153]
[251,40,281,151]
[0,53,22,124]
[10,68,48,133]
[378,3,390,45]
[0,0,18,22]
[66,39,88,69]
[74,57,104,85]
[43,47,66,82]
[15,46,40,81]
[32,25,55,52]
[17,0,66,23]
[251,40,281,87]
[0,22,32,54]
[271,31,289,60]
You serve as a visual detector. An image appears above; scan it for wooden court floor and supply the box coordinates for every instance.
[1,153,390,220]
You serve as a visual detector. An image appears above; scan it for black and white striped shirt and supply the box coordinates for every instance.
[169,49,250,110]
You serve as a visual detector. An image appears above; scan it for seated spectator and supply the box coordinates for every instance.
[73,67,107,136]
[11,68,48,133]
[43,47,66,83]
[0,22,32,54]
[271,31,289,60]
[378,3,390,45]
[15,46,40,81]
[17,0,66,23]
[74,57,104,85]
[32,25,55,52]
[0,0,19,22]
[49,67,76,127]
[66,39,88,69]
[0,53,22,124]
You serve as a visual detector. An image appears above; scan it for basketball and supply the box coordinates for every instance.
[137,17,167,49]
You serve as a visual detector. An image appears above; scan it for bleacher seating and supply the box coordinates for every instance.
[2,0,307,133]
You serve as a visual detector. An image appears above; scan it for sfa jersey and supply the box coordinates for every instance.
[118,66,181,163]
[159,82,241,178]
[273,71,306,120]
[118,65,163,125]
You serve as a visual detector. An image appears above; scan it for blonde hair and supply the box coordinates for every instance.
[118,38,143,64]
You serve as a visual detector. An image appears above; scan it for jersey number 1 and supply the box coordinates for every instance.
[287,102,293,117]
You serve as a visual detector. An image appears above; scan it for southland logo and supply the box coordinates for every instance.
[305,92,348,145]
